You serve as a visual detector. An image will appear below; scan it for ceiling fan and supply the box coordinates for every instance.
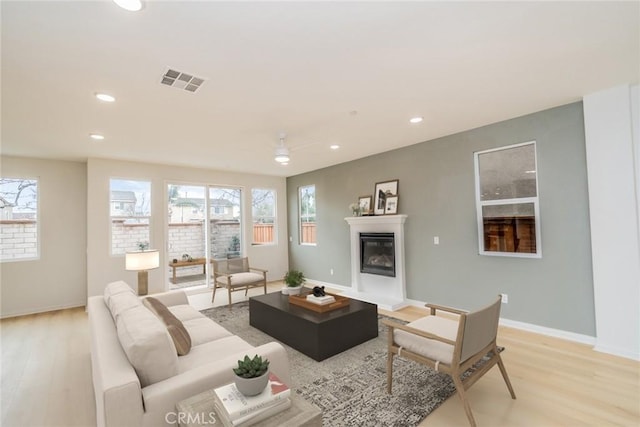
[274,132,290,165]
[273,132,329,165]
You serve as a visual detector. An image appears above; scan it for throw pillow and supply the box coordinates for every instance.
[142,297,192,356]
[116,305,179,387]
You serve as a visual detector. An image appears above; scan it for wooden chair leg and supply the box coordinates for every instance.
[496,354,516,399]
[263,281,267,294]
[211,283,217,302]
[386,352,394,394]
[227,287,232,309]
[452,374,477,427]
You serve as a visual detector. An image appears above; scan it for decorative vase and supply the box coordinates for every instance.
[287,285,303,295]
[234,371,269,396]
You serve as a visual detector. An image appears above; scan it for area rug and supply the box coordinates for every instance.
[201,301,459,426]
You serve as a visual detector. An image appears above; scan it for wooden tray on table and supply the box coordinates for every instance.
[288,292,350,313]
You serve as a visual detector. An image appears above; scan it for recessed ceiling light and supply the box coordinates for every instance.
[89,133,105,140]
[95,93,115,102]
[280,162,289,166]
[409,117,423,124]
[113,0,142,11]
[330,145,340,150]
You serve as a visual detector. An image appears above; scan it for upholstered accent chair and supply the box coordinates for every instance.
[211,257,267,308]
[382,295,516,427]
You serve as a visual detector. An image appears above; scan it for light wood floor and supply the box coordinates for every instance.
[2,287,638,427]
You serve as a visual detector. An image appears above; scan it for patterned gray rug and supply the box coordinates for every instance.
[201,300,458,426]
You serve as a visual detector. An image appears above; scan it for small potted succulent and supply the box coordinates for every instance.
[233,354,270,396]
[282,269,305,295]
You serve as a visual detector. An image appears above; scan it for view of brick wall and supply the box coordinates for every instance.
[111,220,243,261]
[168,223,205,260]
[209,221,240,258]
[111,220,150,255]
[0,220,38,260]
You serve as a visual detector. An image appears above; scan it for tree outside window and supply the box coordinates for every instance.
[252,188,276,245]
[299,185,316,245]
[110,179,151,256]
[0,178,38,261]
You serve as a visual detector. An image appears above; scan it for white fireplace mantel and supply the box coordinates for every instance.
[344,215,408,311]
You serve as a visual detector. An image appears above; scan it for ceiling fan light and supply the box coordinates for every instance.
[113,0,143,12]
[274,146,290,163]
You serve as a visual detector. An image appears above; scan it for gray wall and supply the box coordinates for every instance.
[1,156,87,317]
[287,102,595,336]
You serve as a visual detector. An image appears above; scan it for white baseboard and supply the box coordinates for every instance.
[0,301,86,319]
[305,279,351,292]
[593,343,640,361]
[498,317,596,346]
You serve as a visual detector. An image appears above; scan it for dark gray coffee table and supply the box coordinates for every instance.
[249,291,378,361]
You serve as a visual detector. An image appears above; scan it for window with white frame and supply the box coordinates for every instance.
[0,177,38,262]
[110,178,151,255]
[299,185,316,245]
[251,188,276,245]
[474,141,541,257]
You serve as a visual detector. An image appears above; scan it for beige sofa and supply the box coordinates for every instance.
[88,281,290,427]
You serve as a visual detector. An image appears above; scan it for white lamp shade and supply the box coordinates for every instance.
[125,250,160,271]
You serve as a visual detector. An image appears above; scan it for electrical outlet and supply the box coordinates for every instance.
[433,236,440,245]
[501,294,508,304]
[330,268,334,275]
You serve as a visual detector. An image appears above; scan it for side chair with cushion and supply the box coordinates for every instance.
[211,257,267,308]
[382,295,516,427]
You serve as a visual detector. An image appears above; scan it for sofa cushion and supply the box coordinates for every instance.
[182,317,234,346]
[143,297,192,356]
[216,272,264,287]
[176,335,253,373]
[168,304,208,322]
[116,304,179,387]
[106,288,142,320]
[103,281,136,309]
[393,316,458,365]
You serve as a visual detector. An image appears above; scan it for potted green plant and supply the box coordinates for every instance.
[282,269,305,295]
[233,354,270,396]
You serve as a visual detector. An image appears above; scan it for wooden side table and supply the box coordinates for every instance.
[169,258,207,284]
[175,388,322,427]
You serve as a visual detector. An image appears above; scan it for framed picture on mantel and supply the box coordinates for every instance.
[384,195,398,214]
[373,179,399,215]
[358,195,373,216]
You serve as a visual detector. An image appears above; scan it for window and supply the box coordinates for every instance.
[474,141,541,257]
[110,179,151,255]
[0,178,38,262]
[252,188,276,245]
[209,186,242,258]
[299,185,316,245]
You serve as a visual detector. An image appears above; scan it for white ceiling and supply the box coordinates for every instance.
[2,1,638,177]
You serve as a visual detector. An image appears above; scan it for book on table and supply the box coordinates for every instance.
[213,373,291,426]
[214,397,291,427]
[306,294,336,305]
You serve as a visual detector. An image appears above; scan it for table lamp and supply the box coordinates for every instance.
[125,249,160,295]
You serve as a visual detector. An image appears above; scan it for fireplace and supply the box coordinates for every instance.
[345,215,407,311]
[360,233,395,277]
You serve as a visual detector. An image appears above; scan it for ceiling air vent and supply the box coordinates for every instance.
[160,68,205,93]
